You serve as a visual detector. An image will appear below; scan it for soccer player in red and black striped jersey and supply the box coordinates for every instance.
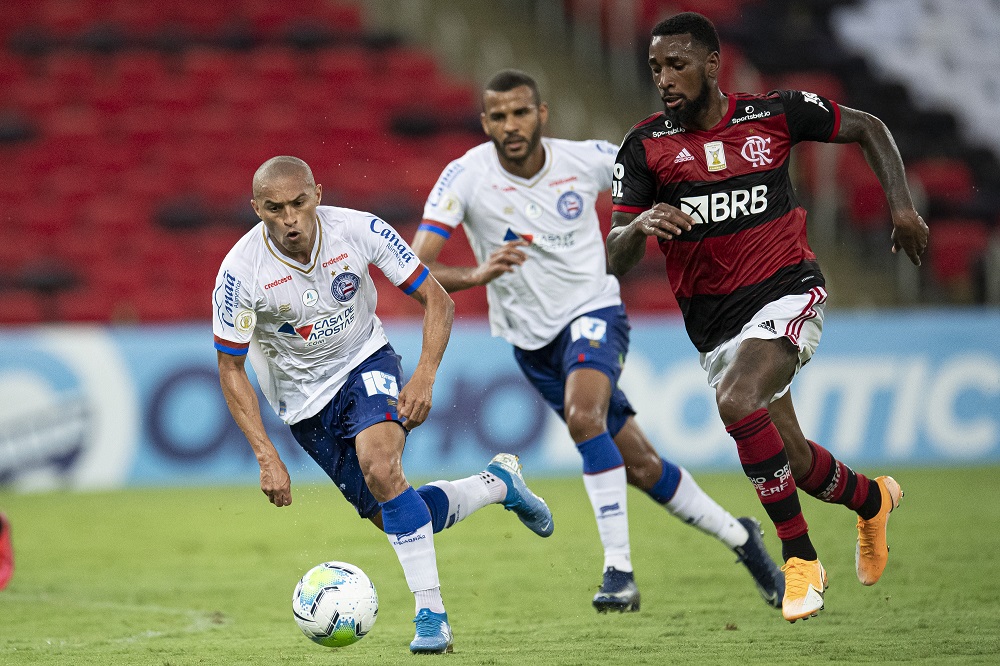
[607,12,929,623]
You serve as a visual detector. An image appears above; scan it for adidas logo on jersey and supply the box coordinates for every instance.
[758,319,777,334]
[674,148,695,163]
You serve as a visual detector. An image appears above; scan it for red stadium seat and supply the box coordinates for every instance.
[54,287,120,323]
[36,0,95,38]
[382,47,439,85]
[112,52,171,103]
[173,1,235,37]
[43,107,104,153]
[247,48,301,88]
[638,0,755,31]
[43,52,101,98]
[46,165,101,211]
[0,291,47,325]
[315,47,371,89]
[770,71,847,102]
[106,0,170,37]
[0,54,29,89]
[319,2,363,32]
[24,202,77,240]
[183,48,240,92]
[907,157,976,206]
[928,218,990,285]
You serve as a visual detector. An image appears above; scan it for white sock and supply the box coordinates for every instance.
[386,521,445,614]
[414,588,444,614]
[666,468,749,549]
[582,466,632,572]
[427,472,506,529]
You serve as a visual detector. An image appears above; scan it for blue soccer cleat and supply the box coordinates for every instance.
[734,516,785,609]
[409,608,453,654]
[486,453,554,537]
[593,567,640,613]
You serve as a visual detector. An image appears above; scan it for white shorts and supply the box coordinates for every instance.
[700,286,827,401]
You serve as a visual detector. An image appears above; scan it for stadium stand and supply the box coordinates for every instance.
[4,0,998,323]
[0,0,488,323]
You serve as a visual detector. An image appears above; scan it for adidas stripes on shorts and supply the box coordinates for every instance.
[699,286,827,401]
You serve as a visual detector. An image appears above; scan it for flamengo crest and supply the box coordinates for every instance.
[741,136,773,167]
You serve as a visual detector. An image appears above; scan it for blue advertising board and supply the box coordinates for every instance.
[0,309,997,491]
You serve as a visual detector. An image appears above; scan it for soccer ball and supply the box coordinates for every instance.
[292,561,379,647]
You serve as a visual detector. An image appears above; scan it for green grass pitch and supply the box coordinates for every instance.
[2,467,999,665]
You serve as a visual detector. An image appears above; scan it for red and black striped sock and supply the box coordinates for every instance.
[797,440,882,520]
[727,409,817,562]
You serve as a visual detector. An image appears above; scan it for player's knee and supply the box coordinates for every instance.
[565,404,606,443]
[362,459,407,503]
[716,383,766,426]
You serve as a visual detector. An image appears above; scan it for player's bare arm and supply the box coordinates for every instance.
[834,105,929,265]
[397,275,455,430]
[607,205,695,276]
[217,351,292,507]
[412,226,528,292]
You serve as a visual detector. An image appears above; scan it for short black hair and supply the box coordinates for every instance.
[483,69,541,107]
[651,12,721,54]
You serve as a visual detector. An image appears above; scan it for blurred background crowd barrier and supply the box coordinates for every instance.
[2,313,997,490]
[1,0,998,489]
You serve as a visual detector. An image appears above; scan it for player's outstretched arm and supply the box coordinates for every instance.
[833,106,929,266]
[412,225,528,293]
[397,275,455,430]
[217,351,291,507]
[607,206,694,276]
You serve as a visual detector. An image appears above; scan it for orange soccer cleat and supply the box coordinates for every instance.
[856,476,903,586]
[781,557,827,622]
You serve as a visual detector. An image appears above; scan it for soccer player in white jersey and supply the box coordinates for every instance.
[411,70,785,613]
[213,156,554,654]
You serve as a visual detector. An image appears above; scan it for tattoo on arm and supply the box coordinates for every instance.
[834,107,915,212]
[606,211,644,277]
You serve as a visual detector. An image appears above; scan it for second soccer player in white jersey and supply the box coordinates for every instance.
[411,70,785,613]
[213,156,554,654]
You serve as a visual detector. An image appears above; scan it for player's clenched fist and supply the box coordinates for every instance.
[398,373,434,430]
[259,456,292,507]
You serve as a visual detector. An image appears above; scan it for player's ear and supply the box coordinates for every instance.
[315,183,322,205]
[251,198,261,219]
[538,102,549,126]
[705,51,721,83]
[480,111,489,136]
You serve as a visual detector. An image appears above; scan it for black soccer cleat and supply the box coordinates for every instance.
[734,516,785,609]
[592,567,640,613]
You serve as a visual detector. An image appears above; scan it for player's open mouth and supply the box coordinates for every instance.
[287,231,300,241]
[663,96,684,109]
[505,138,527,150]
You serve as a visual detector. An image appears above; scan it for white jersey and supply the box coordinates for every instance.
[212,206,428,424]
[421,137,621,350]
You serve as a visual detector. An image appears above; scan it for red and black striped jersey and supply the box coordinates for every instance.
[613,90,841,352]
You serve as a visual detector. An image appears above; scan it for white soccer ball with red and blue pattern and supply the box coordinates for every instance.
[292,561,378,647]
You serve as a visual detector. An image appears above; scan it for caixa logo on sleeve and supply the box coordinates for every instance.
[331,272,360,302]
